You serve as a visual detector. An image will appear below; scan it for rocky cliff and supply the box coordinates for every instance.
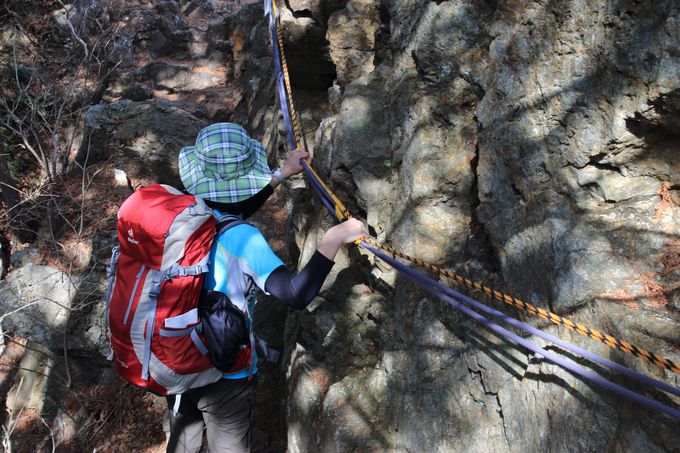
[1,0,678,451]
[279,0,680,450]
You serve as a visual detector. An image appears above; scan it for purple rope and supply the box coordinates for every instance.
[302,164,337,217]
[366,245,680,398]
[268,4,297,150]
[363,242,680,421]
[268,0,336,222]
[268,0,339,221]
[302,162,336,205]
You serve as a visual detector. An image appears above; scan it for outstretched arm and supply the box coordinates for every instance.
[265,218,366,310]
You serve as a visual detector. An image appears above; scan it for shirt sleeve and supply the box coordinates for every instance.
[217,223,285,293]
[264,251,335,310]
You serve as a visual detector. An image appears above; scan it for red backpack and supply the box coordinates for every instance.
[105,184,224,395]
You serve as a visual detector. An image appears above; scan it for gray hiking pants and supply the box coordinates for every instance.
[166,378,255,453]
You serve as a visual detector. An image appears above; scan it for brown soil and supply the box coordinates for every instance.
[0,333,166,452]
[661,238,680,276]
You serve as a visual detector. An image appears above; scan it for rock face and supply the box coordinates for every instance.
[280,0,680,451]
[76,100,206,187]
[3,0,678,450]
[76,0,279,188]
[0,264,77,345]
[70,0,680,449]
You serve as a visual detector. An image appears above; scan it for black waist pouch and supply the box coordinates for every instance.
[198,289,249,372]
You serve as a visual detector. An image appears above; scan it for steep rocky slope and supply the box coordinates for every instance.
[1,0,678,451]
[279,0,680,450]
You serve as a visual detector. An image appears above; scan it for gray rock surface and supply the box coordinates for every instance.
[279,0,680,451]
[76,99,206,187]
[5,341,55,420]
[4,0,678,450]
[0,264,77,346]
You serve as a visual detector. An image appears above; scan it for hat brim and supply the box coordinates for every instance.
[178,139,272,203]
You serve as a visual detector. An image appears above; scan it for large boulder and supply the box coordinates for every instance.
[75,100,206,187]
[0,264,77,346]
[325,0,379,85]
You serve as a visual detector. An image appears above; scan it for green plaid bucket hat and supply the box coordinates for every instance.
[178,123,272,203]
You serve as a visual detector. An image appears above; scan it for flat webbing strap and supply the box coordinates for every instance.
[300,144,680,375]
[362,238,680,375]
[266,0,300,150]
[363,242,680,421]
[361,242,680,399]
[302,161,351,222]
[266,0,351,222]
[272,0,302,147]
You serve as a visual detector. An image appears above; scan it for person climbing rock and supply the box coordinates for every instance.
[166,122,366,452]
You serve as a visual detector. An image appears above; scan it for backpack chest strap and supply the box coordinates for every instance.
[161,259,210,280]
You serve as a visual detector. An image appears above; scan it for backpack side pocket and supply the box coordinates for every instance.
[198,289,250,372]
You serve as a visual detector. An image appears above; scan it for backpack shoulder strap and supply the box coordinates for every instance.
[216,214,248,236]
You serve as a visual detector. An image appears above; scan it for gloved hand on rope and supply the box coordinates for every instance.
[272,145,367,256]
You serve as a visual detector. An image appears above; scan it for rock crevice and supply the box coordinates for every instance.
[283,0,680,450]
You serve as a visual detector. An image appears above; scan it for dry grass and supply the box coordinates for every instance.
[600,270,678,309]
[59,377,166,452]
[655,181,675,220]
[661,238,680,277]
[0,333,167,451]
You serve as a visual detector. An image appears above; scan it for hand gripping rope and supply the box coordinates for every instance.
[264,0,680,421]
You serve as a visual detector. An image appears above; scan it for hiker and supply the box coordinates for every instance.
[166,122,366,452]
